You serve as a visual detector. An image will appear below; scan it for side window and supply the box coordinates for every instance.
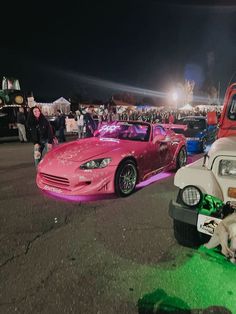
[153,126,166,137]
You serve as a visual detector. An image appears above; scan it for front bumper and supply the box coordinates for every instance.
[169,200,198,226]
[36,167,116,196]
[169,199,223,236]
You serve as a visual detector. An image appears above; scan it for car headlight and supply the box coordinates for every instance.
[219,160,236,177]
[80,158,112,169]
[180,185,202,207]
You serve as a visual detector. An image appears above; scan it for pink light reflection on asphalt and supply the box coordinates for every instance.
[41,190,117,203]
[136,171,172,188]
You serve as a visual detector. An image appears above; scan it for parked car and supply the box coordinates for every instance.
[171,116,218,153]
[169,83,236,248]
[169,136,236,247]
[0,105,20,140]
[36,121,187,197]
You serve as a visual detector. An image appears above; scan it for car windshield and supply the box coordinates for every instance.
[228,94,236,121]
[179,118,206,130]
[96,121,150,141]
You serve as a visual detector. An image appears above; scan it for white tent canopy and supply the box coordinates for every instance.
[179,103,193,111]
[53,97,70,105]
[36,97,71,116]
[52,97,71,114]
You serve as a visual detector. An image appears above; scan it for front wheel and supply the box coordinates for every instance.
[176,146,187,170]
[173,219,201,247]
[115,160,137,197]
[173,219,210,247]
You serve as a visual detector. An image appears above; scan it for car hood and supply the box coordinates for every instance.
[50,137,128,162]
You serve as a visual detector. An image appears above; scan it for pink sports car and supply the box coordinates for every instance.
[36,121,187,197]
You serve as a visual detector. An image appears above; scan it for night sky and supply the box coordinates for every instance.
[2,0,236,102]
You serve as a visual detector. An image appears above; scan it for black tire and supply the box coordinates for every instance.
[176,146,187,170]
[174,191,210,247]
[173,219,201,247]
[115,159,137,197]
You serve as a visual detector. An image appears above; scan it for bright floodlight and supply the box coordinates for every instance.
[172,92,178,101]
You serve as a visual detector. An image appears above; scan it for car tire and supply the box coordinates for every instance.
[115,159,137,197]
[176,146,187,170]
[173,190,211,247]
[173,219,202,247]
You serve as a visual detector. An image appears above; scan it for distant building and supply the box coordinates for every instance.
[35,97,71,116]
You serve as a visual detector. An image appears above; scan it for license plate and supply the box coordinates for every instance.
[197,214,222,236]
[43,185,62,194]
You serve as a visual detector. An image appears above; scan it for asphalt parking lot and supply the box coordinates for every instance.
[0,140,235,314]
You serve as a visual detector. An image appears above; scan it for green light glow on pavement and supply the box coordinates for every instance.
[110,246,235,312]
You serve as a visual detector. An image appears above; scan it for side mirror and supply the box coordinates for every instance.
[207,111,217,125]
[203,153,209,167]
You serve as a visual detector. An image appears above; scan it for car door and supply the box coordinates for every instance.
[151,125,172,169]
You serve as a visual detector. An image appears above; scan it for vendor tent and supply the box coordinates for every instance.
[179,104,193,111]
[36,97,71,116]
[53,97,71,114]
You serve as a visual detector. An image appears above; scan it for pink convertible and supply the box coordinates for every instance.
[36,121,187,197]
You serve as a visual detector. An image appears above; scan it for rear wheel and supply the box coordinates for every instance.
[176,146,187,170]
[115,160,137,197]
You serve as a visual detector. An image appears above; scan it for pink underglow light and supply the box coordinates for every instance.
[41,171,173,202]
[136,171,172,188]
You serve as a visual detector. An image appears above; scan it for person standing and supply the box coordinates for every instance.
[54,109,66,143]
[25,107,31,141]
[27,106,53,167]
[16,107,27,143]
[84,106,96,138]
[168,112,175,124]
[76,110,84,139]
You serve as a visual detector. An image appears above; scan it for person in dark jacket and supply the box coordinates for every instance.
[16,107,27,142]
[27,106,53,166]
[84,106,96,138]
[54,109,66,142]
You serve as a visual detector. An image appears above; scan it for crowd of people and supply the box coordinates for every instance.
[15,104,222,167]
[70,105,222,138]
